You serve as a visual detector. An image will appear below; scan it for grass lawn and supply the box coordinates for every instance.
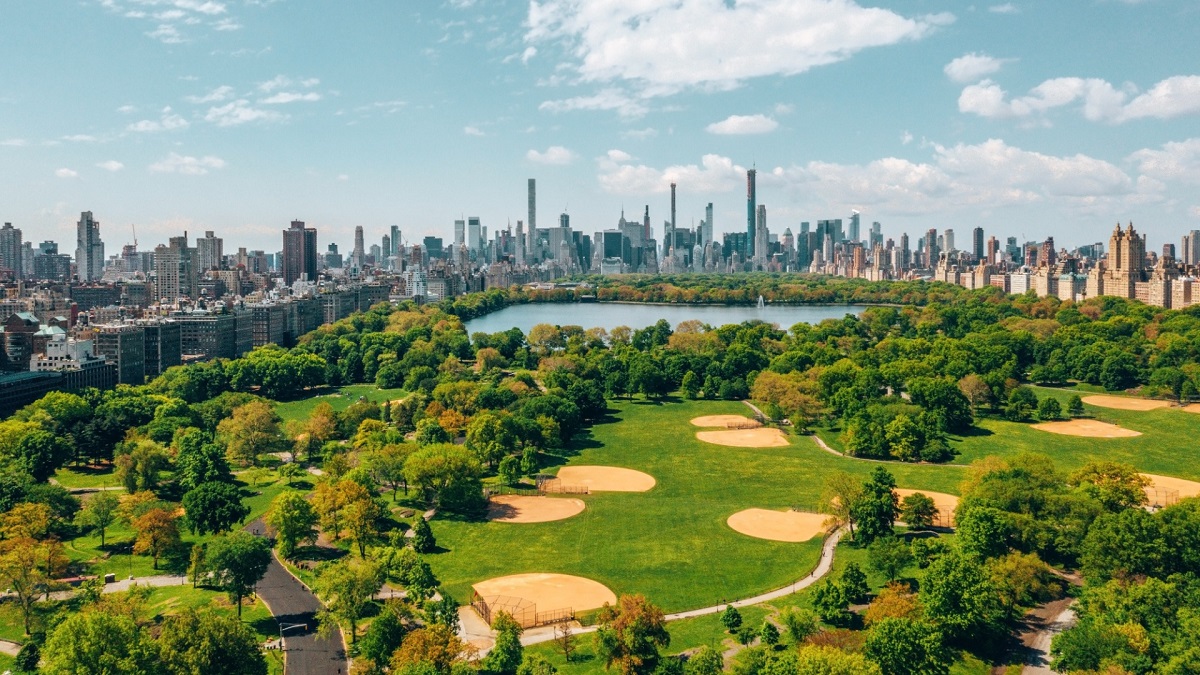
[427,398,966,614]
[51,464,121,490]
[274,384,406,424]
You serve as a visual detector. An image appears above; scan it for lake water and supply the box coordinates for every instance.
[464,302,865,335]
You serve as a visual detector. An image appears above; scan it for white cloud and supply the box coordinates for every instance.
[621,128,657,140]
[337,174,350,181]
[62,134,98,142]
[127,107,190,132]
[901,131,913,145]
[774,103,795,115]
[257,75,319,93]
[539,88,648,118]
[0,139,27,147]
[213,17,240,30]
[149,152,226,175]
[1128,138,1200,185]
[527,0,953,98]
[116,105,137,114]
[705,114,779,135]
[463,126,485,137]
[988,3,1019,13]
[96,160,125,172]
[943,53,1011,84]
[959,75,1200,123]
[597,153,745,195]
[146,23,183,43]
[185,85,234,103]
[605,149,633,163]
[204,100,284,126]
[260,91,322,104]
[527,145,577,165]
[55,168,79,178]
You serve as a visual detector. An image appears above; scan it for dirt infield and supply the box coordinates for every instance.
[895,489,960,524]
[690,415,760,428]
[696,428,790,448]
[554,466,656,492]
[1082,395,1172,411]
[1183,404,1200,414]
[1142,473,1200,501]
[727,509,831,542]
[472,573,617,614]
[487,495,586,523]
[1031,419,1141,438]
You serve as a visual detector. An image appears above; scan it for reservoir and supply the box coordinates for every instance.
[463,302,865,335]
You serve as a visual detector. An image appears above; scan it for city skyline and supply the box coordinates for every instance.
[2,1,1199,251]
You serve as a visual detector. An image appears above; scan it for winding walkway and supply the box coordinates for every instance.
[514,527,846,647]
[247,517,348,675]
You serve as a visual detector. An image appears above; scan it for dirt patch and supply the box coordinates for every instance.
[473,573,617,616]
[553,466,656,492]
[697,428,790,448]
[726,509,831,542]
[1141,473,1200,506]
[1031,419,1141,438]
[487,495,585,523]
[690,415,760,428]
[895,489,960,525]
[1183,404,1200,414]
[1082,395,1171,411]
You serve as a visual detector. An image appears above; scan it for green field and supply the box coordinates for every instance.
[428,399,966,613]
[273,384,406,424]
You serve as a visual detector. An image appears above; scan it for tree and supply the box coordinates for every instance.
[391,624,475,675]
[465,412,516,468]
[315,556,384,644]
[759,621,780,648]
[900,492,937,530]
[181,481,249,535]
[412,516,436,553]
[173,429,231,491]
[812,579,851,626]
[864,583,923,627]
[424,591,460,629]
[216,400,282,467]
[957,374,992,413]
[1067,395,1085,417]
[205,531,272,619]
[360,602,410,667]
[158,608,267,675]
[265,490,318,558]
[778,608,819,644]
[1036,397,1063,421]
[114,440,170,493]
[921,550,1004,643]
[367,443,414,501]
[863,618,949,675]
[907,377,973,433]
[519,654,559,675]
[721,605,743,632]
[680,371,700,400]
[132,507,181,570]
[486,612,525,675]
[684,646,722,675]
[343,489,384,557]
[0,538,60,635]
[40,610,158,675]
[278,461,304,485]
[498,455,521,486]
[594,595,671,675]
[1,502,51,540]
[1068,461,1150,512]
[955,504,1013,559]
[1004,387,1037,422]
[1080,508,1166,582]
[75,490,119,548]
[553,623,578,663]
[868,537,914,583]
[822,471,864,536]
[403,443,485,516]
[794,645,882,675]
[840,563,870,604]
[851,467,898,545]
[14,429,71,482]
[415,418,452,446]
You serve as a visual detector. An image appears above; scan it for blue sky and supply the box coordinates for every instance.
[3,0,1199,254]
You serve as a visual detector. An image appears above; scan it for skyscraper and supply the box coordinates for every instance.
[390,225,401,256]
[0,223,23,276]
[196,230,223,272]
[848,211,860,243]
[755,204,768,263]
[943,228,955,254]
[972,227,984,261]
[1182,230,1200,266]
[351,225,365,271]
[75,211,105,282]
[703,203,713,248]
[153,243,180,303]
[527,178,537,234]
[468,217,482,252]
[282,220,319,286]
[746,169,757,260]
[454,220,465,247]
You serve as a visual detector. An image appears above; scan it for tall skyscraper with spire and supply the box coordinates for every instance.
[75,211,105,282]
[746,169,757,261]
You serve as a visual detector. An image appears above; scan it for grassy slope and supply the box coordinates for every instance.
[273,384,406,425]
[428,398,965,613]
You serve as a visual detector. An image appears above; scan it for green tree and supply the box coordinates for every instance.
[74,490,119,547]
[684,646,722,675]
[498,455,521,486]
[173,428,231,491]
[40,610,158,675]
[594,595,671,675]
[14,429,72,483]
[415,418,451,446]
[1067,395,1085,417]
[721,605,743,632]
[1080,507,1166,582]
[1068,461,1149,512]
[778,608,819,644]
[680,371,700,400]
[794,645,882,675]
[921,550,1004,643]
[403,443,485,516]
[412,516,436,553]
[863,618,949,675]
[0,538,58,635]
[955,504,1013,559]
[359,602,410,667]
[900,492,937,530]
[204,531,272,618]
[851,467,898,545]
[1036,397,1063,421]
[216,400,282,467]
[114,440,170,493]
[315,556,384,644]
[158,607,267,675]
[840,562,870,604]
[868,536,914,582]
[759,621,780,648]
[1004,387,1037,422]
[181,481,249,535]
[812,580,851,627]
[265,490,318,559]
[518,654,559,675]
[465,412,516,468]
[485,612,525,675]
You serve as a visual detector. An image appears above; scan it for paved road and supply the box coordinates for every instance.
[248,518,348,675]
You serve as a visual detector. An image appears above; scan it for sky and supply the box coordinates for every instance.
[2,0,1200,255]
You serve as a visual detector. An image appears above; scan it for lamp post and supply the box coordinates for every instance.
[277,622,305,675]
